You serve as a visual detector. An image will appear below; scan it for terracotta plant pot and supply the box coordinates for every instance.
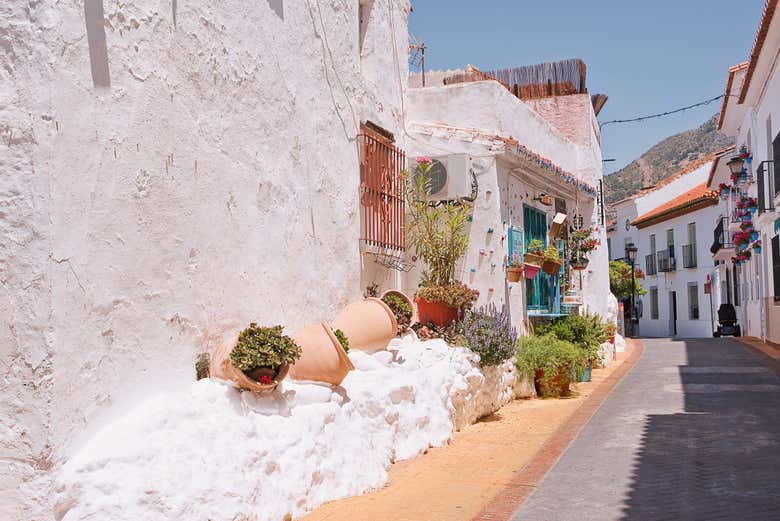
[524,252,543,266]
[289,321,354,386]
[210,335,289,392]
[380,289,417,328]
[415,298,460,327]
[541,259,562,275]
[331,297,398,353]
[534,368,571,397]
[523,263,540,279]
[507,266,523,282]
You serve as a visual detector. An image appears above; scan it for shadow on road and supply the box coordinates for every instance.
[621,338,780,520]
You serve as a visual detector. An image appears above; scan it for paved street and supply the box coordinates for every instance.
[511,338,780,521]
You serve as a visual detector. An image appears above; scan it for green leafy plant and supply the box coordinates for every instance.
[568,227,600,258]
[461,304,518,366]
[527,239,544,255]
[543,245,561,263]
[230,323,302,376]
[405,159,470,287]
[382,293,413,333]
[195,352,210,381]
[334,329,350,353]
[416,281,479,309]
[536,312,607,364]
[516,334,583,397]
[609,260,647,301]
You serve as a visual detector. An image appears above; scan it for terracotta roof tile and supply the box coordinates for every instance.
[631,182,719,229]
[717,62,749,130]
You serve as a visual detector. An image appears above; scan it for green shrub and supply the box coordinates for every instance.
[516,334,583,397]
[535,312,607,364]
[195,352,210,380]
[229,323,302,375]
[416,281,479,309]
[334,328,350,352]
[382,293,413,332]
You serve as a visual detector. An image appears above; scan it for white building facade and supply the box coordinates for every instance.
[712,0,779,343]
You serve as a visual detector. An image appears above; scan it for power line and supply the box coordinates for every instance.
[599,94,727,129]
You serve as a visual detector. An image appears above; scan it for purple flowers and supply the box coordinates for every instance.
[461,304,518,366]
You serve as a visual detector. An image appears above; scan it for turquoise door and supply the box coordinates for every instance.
[524,205,550,311]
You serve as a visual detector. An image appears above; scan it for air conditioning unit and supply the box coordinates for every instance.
[409,154,473,201]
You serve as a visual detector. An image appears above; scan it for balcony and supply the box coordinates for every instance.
[711,216,735,261]
[645,254,657,276]
[657,248,676,272]
[682,244,697,268]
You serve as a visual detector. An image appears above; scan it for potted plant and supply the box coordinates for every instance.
[605,321,617,344]
[415,282,479,326]
[541,244,562,275]
[516,334,583,397]
[753,240,762,254]
[406,157,478,327]
[719,183,730,199]
[524,239,545,266]
[535,312,607,382]
[331,297,398,353]
[506,253,524,282]
[568,226,599,270]
[211,323,302,392]
[381,290,414,334]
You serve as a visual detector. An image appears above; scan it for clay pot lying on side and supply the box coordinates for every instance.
[332,298,398,354]
[289,321,354,386]
[210,336,289,392]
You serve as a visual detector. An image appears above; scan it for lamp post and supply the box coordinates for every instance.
[726,156,745,177]
[626,243,638,336]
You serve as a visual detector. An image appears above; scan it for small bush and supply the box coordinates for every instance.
[334,328,350,352]
[382,293,413,333]
[230,323,302,375]
[535,312,607,364]
[527,239,544,255]
[517,334,583,397]
[461,304,518,366]
[416,281,479,309]
[195,352,210,380]
[543,244,560,262]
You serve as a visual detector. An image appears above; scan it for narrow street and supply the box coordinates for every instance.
[512,338,780,520]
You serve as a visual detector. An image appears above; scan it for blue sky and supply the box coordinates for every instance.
[408,1,765,174]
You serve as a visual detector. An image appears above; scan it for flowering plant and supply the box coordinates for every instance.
[460,304,518,366]
[508,253,523,267]
[416,156,432,164]
[568,226,600,257]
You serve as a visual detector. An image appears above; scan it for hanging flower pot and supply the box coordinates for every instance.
[524,252,544,266]
[289,322,354,386]
[570,256,589,270]
[754,245,762,254]
[751,231,760,242]
[524,263,540,279]
[331,297,398,353]
[507,266,523,282]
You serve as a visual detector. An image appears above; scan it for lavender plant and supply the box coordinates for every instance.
[461,304,518,366]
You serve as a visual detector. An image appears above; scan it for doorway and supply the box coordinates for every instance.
[669,291,678,336]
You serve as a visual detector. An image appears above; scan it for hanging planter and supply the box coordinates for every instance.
[507,265,523,282]
[570,256,589,270]
[331,298,398,353]
[289,322,354,386]
[524,263,541,279]
[751,231,760,242]
[541,244,562,275]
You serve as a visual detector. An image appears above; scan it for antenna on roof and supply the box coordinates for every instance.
[409,33,427,86]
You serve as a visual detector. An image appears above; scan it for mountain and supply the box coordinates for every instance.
[604,114,734,205]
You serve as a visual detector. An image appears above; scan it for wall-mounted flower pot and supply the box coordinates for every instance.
[754,246,762,254]
[570,257,589,270]
[541,259,562,275]
[415,298,460,327]
[210,336,289,392]
[331,297,398,353]
[380,289,416,330]
[507,266,523,282]
[289,321,354,386]
[524,252,544,266]
[524,263,540,279]
[751,231,760,242]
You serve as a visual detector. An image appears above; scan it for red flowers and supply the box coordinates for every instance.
[258,375,274,385]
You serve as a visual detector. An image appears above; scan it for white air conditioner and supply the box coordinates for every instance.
[409,154,473,201]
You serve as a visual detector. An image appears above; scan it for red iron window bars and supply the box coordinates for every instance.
[359,131,406,252]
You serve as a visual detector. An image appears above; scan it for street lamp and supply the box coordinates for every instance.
[626,243,638,335]
[727,156,745,176]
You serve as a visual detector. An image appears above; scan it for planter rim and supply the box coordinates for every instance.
[321,321,356,372]
[365,296,399,334]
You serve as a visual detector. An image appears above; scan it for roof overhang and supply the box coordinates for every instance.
[739,0,780,106]
[706,145,737,189]
[632,195,719,229]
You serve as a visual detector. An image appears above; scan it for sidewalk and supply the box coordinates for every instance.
[300,340,642,521]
